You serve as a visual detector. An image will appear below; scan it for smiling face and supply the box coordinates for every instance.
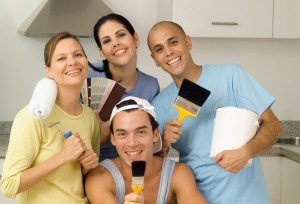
[148,22,193,80]
[45,37,88,87]
[111,109,159,167]
[97,20,140,67]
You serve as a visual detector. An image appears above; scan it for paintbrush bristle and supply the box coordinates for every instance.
[177,79,211,107]
[132,160,146,177]
[173,79,211,121]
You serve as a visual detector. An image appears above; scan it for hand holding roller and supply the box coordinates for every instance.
[28,77,72,138]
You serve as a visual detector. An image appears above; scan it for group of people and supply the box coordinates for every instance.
[1,12,282,204]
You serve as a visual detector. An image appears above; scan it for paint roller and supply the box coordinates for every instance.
[28,77,72,138]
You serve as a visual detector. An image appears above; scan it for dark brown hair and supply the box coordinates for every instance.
[90,13,136,79]
[110,99,159,133]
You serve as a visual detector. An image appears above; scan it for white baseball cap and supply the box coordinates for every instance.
[109,96,162,153]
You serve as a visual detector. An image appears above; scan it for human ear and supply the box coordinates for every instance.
[150,53,160,67]
[99,49,106,61]
[153,128,160,142]
[110,133,116,146]
[133,32,140,48]
[45,67,53,78]
[185,35,193,50]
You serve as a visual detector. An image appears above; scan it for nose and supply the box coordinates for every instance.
[164,46,174,56]
[112,39,120,48]
[67,56,77,66]
[127,134,138,147]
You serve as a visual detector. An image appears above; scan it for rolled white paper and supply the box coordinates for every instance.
[210,107,260,166]
[28,78,57,119]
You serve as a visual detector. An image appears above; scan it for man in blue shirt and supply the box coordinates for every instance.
[147,21,282,204]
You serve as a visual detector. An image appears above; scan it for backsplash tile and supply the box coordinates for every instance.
[281,121,300,137]
[0,120,300,160]
[1,120,300,136]
[0,121,12,135]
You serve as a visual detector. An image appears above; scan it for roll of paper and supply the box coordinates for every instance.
[28,78,57,119]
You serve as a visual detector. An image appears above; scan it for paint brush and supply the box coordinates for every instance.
[131,160,146,195]
[174,79,211,122]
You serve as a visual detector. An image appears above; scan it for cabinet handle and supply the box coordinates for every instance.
[211,22,239,25]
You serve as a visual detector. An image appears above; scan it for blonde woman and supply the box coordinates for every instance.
[1,32,100,204]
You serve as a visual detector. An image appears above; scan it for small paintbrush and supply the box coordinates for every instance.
[174,78,211,122]
[131,160,146,195]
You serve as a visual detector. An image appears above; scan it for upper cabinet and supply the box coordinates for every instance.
[172,0,300,39]
[273,0,300,39]
[172,0,273,38]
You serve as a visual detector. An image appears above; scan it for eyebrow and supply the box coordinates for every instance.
[116,29,127,34]
[100,29,127,41]
[152,37,177,50]
[152,44,162,51]
[136,125,149,131]
[115,125,149,133]
[55,49,82,57]
[168,36,178,42]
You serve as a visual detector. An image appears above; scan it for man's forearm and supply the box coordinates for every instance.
[245,109,282,158]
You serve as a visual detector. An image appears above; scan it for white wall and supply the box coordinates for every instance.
[1,0,300,121]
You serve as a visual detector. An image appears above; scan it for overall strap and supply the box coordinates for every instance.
[156,158,176,204]
[100,159,125,204]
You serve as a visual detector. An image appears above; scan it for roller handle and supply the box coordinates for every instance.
[64,131,72,138]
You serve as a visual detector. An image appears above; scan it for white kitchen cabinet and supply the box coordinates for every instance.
[281,158,300,204]
[260,157,282,204]
[172,0,273,38]
[273,0,300,38]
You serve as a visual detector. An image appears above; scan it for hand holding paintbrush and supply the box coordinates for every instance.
[164,79,211,156]
[131,160,146,195]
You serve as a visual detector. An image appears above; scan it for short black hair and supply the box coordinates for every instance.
[109,99,159,133]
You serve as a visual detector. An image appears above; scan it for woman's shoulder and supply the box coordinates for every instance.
[88,68,106,78]
[88,61,106,78]
[137,69,158,82]
[16,105,37,121]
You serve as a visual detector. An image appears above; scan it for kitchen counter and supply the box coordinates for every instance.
[261,144,300,163]
[166,143,300,163]
[0,135,10,159]
[1,121,300,161]
[1,137,300,162]
[1,134,300,162]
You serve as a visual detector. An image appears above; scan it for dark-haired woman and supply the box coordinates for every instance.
[89,13,160,161]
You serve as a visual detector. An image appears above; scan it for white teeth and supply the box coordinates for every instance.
[168,57,181,65]
[126,151,141,156]
[114,49,126,56]
[66,69,81,75]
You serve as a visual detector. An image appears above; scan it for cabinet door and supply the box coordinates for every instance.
[273,0,300,38]
[260,157,282,204]
[172,0,273,38]
[281,158,300,204]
